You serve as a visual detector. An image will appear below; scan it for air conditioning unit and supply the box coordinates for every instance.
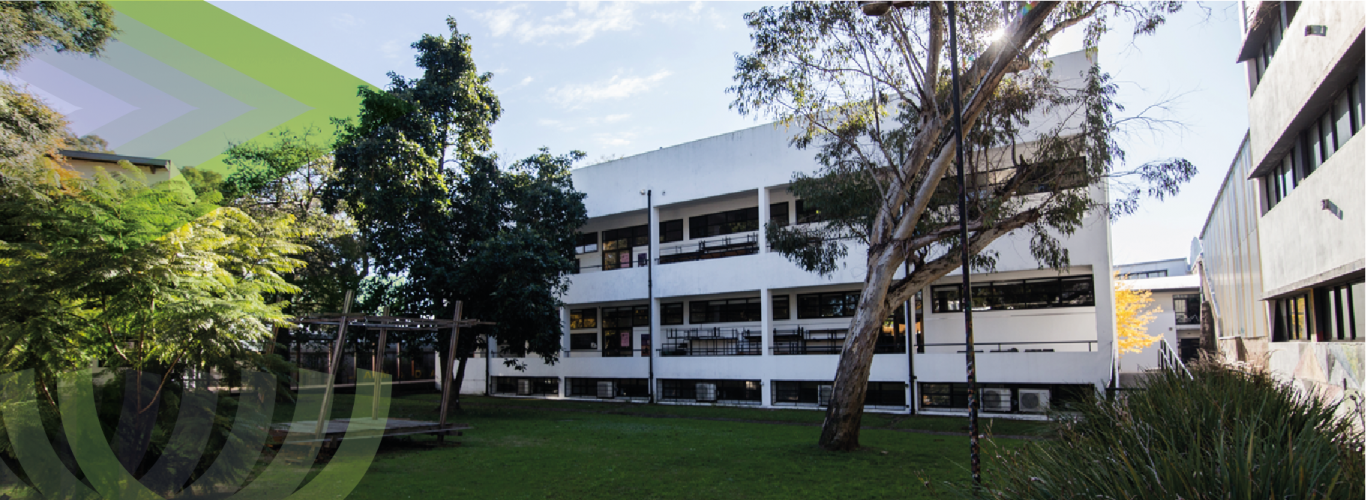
[516,379,532,396]
[597,380,615,398]
[1018,389,1050,413]
[695,383,717,402]
[817,385,834,406]
[981,388,1012,413]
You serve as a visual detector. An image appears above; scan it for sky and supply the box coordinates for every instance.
[209,1,1251,267]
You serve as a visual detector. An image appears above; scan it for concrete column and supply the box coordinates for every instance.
[760,287,772,406]
[757,187,770,253]
[561,307,571,357]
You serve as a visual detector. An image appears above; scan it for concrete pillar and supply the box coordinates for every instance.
[561,307,571,357]
[760,287,772,406]
[757,187,770,253]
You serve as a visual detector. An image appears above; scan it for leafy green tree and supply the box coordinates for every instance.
[731,1,1195,450]
[328,19,585,402]
[0,167,305,413]
[222,129,365,316]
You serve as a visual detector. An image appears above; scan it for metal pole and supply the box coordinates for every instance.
[946,2,981,486]
[905,260,916,415]
[647,189,656,403]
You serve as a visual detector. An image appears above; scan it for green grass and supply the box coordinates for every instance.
[294,393,1040,500]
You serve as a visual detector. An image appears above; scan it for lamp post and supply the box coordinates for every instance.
[859,0,980,486]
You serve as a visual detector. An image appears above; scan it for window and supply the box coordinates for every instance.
[769,202,789,228]
[568,378,649,398]
[689,298,761,324]
[1273,281,1362,342]
[920,383,969,409]
[570,308,597,329]
[797,291,860,319]
[602,306,649,328]
[865,382,907,407]
[661,302,684,325]
[570,333,597,350]
[931,276,1095,313]
[603,328,632,355]
[772,295,791,321]
[660,219,684,243]
[659,379,762,403]
[494,377,559,396]
[601,305,647,356]
[1124,270,1168,279]
[574,232,598,254]
[602,225,648,270]
[796,199,824,224]
[1263,67,1364,209]
[689,207,759,239]
[1173,294,1200,325]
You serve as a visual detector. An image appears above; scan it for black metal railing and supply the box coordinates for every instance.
[660,328,761,356]
[1174,313,1199,325]
[919,340,1098,353]
[658,234,759,265]
[770,327,906,355]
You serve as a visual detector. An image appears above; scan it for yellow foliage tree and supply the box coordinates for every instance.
[1115,274,1161,354]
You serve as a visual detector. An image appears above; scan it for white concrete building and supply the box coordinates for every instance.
[1195,1,1364,401]
[484,51,1119,416]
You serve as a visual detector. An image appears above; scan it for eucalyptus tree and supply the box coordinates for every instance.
[730,1,1196,451]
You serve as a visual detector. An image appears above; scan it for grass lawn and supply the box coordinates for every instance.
[293,392,1045,500]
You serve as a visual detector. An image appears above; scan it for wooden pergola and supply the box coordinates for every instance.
[285,300,492,445]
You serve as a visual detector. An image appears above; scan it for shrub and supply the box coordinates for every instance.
[964,363,1364,499]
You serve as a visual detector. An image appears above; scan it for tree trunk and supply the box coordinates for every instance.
[819,253,897,451]
[450,354,469,412]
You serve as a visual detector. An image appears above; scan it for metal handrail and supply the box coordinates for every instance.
[1158,338,1193,379]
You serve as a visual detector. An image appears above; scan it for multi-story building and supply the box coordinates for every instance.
[1195,1,1363,401]
[484,51,1119,416]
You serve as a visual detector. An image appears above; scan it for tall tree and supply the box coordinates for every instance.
[327,18,586,399]
[222,128,365,315]
[731,2,1196,450]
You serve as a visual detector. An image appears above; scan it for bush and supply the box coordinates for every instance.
[965,363,1364,499]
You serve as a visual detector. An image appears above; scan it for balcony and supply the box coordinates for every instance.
[659,327,761,356]
[658,233,758,265]
[771,327,907,355]
[919,340,1098,354]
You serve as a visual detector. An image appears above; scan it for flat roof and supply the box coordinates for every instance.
[56,150,173,170]
[1118,275,1200,292]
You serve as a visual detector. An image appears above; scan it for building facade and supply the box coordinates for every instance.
[1196,1,1364,403]
[481,52,1119,416]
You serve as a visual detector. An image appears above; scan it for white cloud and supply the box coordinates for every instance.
[594,131,636,146]
[604,113,630,123]
[379,40,407,61]
[476,2,637,45]
[650,1,726,29]
[519,76,534,86]
[548,70,671,108]
[330,13,360,30]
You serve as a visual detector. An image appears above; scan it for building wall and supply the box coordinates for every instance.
[1115,258,1190,279]
[1257,132,1364,297]
[1199,135,1271,341]
[1245,1,1365,171]
[1118,286,1202,372]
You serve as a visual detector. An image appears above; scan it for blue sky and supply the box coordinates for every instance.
[211,1,1250,266]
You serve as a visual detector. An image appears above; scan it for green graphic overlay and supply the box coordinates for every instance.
[104,0,371,173]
